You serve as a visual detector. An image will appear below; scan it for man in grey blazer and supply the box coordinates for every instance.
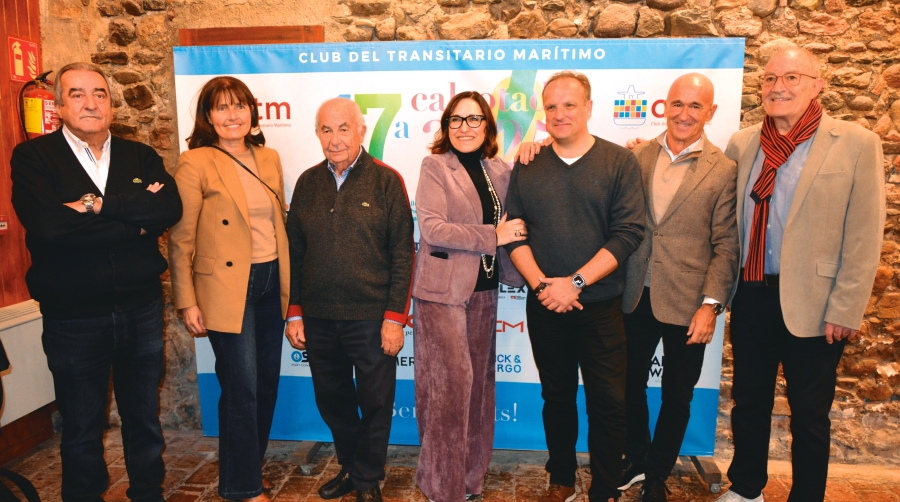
[619,74,740,501]
[716,46,885,502]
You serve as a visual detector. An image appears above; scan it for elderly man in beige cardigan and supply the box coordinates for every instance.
[717,46,885,502]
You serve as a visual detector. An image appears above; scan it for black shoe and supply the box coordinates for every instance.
[618,461,645,490]
[640,477,670,502]
[318,471,354,499]
[356,486,382,502]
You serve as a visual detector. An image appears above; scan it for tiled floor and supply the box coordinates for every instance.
[3,430,899,501]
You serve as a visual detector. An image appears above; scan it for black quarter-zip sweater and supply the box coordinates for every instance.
[286,148,414,323]
[10,129,183,319]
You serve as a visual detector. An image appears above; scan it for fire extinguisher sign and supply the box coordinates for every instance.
[8,36,39,83]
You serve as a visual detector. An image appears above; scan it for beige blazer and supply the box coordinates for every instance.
[168,145,290,333]
[622,137,740,326]
[413,152,525,305]
[726,114,885,337]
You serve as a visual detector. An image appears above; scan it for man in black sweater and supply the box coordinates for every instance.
[10,63,182,502]
[505,72,645,502]
[284,98,414,502]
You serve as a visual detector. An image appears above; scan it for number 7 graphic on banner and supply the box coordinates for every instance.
[354,94,401,161]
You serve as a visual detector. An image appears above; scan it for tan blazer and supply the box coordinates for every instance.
[622,137,740,326]
[413,152,525,305]
[168,145,290,333]
[726,114,885,337]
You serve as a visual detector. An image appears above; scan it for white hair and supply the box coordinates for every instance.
[315,97,365,134]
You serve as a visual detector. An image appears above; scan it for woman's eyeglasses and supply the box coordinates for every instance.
[447,115,486,129]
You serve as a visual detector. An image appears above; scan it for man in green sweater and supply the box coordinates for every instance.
[505,71,646,502]
[285,98,414,502]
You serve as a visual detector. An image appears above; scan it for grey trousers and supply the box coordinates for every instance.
[413,289,499,502]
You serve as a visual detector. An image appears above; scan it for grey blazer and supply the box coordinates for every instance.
[622,136,740,326]
[726,114,885,337]
[413,151,525,305]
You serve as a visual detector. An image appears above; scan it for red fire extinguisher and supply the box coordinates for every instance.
[18,71,59,141]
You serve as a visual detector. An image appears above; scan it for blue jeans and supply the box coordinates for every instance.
[42,298,166,502]
[207,260,284,499]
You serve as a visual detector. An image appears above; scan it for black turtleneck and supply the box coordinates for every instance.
[451,145,499,291]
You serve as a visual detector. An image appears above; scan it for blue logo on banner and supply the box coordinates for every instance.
[291,351,304,362]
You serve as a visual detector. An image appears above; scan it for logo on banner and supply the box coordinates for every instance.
[497,354,523,374]
[499,284,527,301]
[291,350,308,364]
[613,85,648,128]
[647,353,665,386]
[497,319,525,333]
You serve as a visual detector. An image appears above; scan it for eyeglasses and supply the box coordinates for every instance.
[447,115,486,129]
[759,72,818,88]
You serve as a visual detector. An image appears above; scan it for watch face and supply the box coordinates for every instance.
[572,274,586,288]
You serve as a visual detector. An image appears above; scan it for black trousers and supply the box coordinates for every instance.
[304,317,397,491]
[727,284,845,501]
[526,293,626,502]
[623,288,706,481]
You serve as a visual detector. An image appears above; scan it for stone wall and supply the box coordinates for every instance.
[38,0,900,463]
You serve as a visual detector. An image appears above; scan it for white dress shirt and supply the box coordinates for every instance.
[62,125,112,195]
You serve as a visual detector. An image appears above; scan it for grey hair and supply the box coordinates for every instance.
[53,62,112,105]
[315,97,366,135]
[544,70,592,101]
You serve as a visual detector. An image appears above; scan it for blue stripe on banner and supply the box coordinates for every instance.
[198,375,718,456]
[174,39,746,75]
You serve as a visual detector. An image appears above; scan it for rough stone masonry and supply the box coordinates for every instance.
[38,0,900,464]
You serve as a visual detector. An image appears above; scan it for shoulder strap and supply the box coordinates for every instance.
[0,468,41,502]
[210,145,281,206]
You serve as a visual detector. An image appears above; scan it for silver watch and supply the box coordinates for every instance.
[571,273,586,289]
[81,193,98,214]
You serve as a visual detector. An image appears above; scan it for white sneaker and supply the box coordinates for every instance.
[715,490,764,502]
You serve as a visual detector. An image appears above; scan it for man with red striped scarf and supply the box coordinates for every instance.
[716,46,885,501]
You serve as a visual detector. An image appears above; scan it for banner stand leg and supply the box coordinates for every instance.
[291,441,324,476]
[688,456,722,493]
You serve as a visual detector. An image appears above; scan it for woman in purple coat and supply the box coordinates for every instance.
[412,91,527,502]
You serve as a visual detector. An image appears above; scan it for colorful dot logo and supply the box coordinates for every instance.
[613,85,648,129]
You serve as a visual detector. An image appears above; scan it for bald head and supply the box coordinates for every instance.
[664,72,718,153]
[668,73,715,106]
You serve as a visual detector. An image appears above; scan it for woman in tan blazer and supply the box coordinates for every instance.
[168,76,289,502]
[412,92,526,502]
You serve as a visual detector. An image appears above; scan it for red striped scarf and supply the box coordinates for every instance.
[743,100,822,282]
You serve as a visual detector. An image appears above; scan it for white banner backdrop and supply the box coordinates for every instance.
[175,38,744,454]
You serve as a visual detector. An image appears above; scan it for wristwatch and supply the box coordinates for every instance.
[708,302,726,315]
[571,273,586,289]
[81,193,98,214]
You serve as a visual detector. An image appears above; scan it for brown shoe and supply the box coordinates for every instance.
[539,484,576,502]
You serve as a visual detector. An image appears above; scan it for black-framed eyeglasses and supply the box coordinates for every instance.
[759,72,818,88]
[447,115,486,129]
